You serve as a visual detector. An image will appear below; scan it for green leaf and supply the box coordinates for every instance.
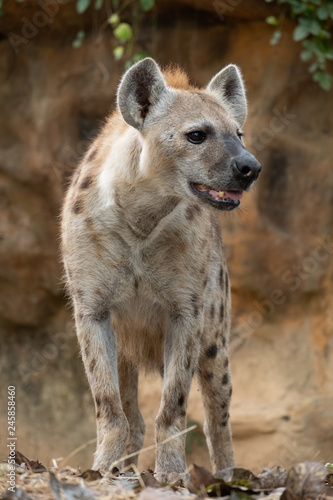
[140,0,154,11]
[94,0,103,9]
[114,22,133,42]
[266,16,279,25]
[309,62,318,73]
[109,13,120,26]
[113,45,124,60]
[112,0,119,8]
[313,71,332,90]
[270,30,282,45]
[72,30,85,48]
[300,49,313,61]
[317,6,328,20]
[76,0,90,14]
[293,24,309,41]
[308,20,321,35]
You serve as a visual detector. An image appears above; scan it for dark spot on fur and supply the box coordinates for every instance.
[225,273,229,295]
[73,199,83,214]
[206,343,218,358]
[76,289,84,299]
[222,336,226,348]
[219,267,224,288]
[93,307,110,322]
[196,329,201,337]
[220,303,224,322]
[178,395,184,407]
[95,396,101,408]
[224,358,229,368]
[180,410,186,417]
[222,373,229,385]
[87,148,97,162]
[229,387,232,397]
[89,358,96,372]
[221,420,228,427]
[185,354,191,370]
[191,293,199,317]
[134,278,139,290]
[185,204,201,220]
[203,276,208,288]
[80,176,92,189]
[96,410,101,418]
[205,372,214,381]
[210,304,215,319]
[221,402,227,409]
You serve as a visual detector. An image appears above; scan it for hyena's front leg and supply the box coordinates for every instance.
[75,311,129,472]
[197,342,235,472]
[155,316,200,482]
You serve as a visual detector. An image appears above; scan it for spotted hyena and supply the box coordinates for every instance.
[61,58,261,480]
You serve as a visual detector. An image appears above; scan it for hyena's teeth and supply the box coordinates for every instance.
[197,184,210,191]
[218,191,225,199]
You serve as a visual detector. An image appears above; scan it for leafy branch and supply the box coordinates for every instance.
[265,0,333,90]
[73,0,154,67]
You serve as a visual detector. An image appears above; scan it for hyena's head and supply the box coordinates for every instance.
[117,58,261,211]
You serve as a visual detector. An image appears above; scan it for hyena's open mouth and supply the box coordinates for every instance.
[190,182,243,211]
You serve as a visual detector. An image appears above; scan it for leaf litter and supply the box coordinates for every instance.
[0,450,332,500]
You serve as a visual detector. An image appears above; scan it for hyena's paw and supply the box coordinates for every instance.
[155,470,190,485]
[93,427,129,473]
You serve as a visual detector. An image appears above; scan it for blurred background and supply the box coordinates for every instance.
[0,0,332,474]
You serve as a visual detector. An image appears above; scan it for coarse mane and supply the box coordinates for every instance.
[162,65,197,90]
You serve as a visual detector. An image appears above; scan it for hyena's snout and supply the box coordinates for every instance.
[231,151,262,188]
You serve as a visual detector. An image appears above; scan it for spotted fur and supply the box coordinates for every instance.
[61,58,261,480]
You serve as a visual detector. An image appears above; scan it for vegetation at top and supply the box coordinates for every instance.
[264,0,333,90]
[1,0,332,90]
[73,0,154,69]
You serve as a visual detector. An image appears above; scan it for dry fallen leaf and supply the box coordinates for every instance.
[283,462,327,500]
[189,463,218,490]
[79,469,103,481]
[141,470,162,488]
[258,466,288,490]
[14,451,46,473]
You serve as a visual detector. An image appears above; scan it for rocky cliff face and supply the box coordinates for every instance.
[0,0,332,472]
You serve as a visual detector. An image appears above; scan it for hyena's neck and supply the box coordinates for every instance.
[97,123,182,240]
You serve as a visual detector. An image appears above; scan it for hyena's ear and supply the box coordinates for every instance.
[207,64,247,127]
[117,58,167,130]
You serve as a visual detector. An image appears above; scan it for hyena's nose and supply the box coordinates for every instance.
[232,153,262,182]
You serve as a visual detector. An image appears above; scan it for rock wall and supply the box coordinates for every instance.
[0,0,332,472]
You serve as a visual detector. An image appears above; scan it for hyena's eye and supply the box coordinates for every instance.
[237,129,244,139]
[187,131,206,144]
